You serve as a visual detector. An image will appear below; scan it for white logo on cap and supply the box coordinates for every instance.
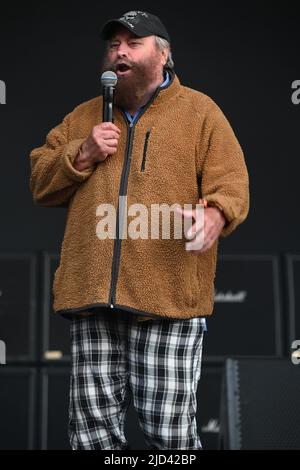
[120,11,148,29]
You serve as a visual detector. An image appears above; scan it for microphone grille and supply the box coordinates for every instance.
[101,71,118,87]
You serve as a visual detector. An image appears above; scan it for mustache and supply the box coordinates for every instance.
[115,60,133,68]
[104,59,138,73]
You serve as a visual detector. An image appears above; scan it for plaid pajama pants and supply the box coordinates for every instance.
[68,308,205,450]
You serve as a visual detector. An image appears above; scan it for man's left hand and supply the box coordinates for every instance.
[176,199,226,255]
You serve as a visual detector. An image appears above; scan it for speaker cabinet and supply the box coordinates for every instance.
[0,254,37,361]
[204,255,282,359]
[287,255,300,355]
[196,363,223,450]
[0,367,36,449]
[220,358,300,449]
[42,253,71,362]
[40,367,71,449]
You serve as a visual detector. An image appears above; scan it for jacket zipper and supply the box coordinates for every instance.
[108,90,162,309]
[141,130,151,172]
[109,119,134,308]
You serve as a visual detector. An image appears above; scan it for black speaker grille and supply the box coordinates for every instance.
[224,359,300,449]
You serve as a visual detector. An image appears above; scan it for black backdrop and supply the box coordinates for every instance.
[0,1,299,254]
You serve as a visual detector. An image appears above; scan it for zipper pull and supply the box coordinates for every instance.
[110,303,114,309]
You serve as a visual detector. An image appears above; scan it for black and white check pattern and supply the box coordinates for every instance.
[69,309,204,450]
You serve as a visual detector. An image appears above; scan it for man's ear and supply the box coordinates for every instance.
[161,48,168,67]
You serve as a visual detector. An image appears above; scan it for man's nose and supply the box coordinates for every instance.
[116,44,129,58]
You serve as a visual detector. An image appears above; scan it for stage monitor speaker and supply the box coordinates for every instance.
[287,255,300,357]
[40,367,71,449]
[0,254,37,361]
[220,358,300,449]
[203,255,282,359]
[0,367,36,449]
[42,253,71,362]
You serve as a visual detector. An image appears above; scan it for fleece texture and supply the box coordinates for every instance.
[29,74,249,321]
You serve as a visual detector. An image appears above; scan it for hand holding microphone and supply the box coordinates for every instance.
[74,71,121,171]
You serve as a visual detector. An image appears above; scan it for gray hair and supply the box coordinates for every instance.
[155,36,174,71]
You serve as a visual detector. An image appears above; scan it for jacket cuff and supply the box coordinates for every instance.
[62,139,96,182]
[204,197,236,238]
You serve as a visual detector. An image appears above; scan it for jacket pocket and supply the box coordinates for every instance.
[141,130,151,172]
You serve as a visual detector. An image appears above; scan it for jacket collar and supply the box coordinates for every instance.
[111,70,181,124]
[149,70,181,109]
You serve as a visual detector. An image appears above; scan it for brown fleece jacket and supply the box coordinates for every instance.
[29,73,249,322]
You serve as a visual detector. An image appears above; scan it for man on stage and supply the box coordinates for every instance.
[29,10,249,450]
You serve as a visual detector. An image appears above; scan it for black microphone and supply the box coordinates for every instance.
[101,71,118,123]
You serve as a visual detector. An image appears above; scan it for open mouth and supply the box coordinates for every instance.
[116,63,132,75]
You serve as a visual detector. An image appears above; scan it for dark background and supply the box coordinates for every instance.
[0,1,300,450]
[0,0,299,254]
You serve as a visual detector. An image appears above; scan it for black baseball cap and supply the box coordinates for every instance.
[100,10,171,43]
